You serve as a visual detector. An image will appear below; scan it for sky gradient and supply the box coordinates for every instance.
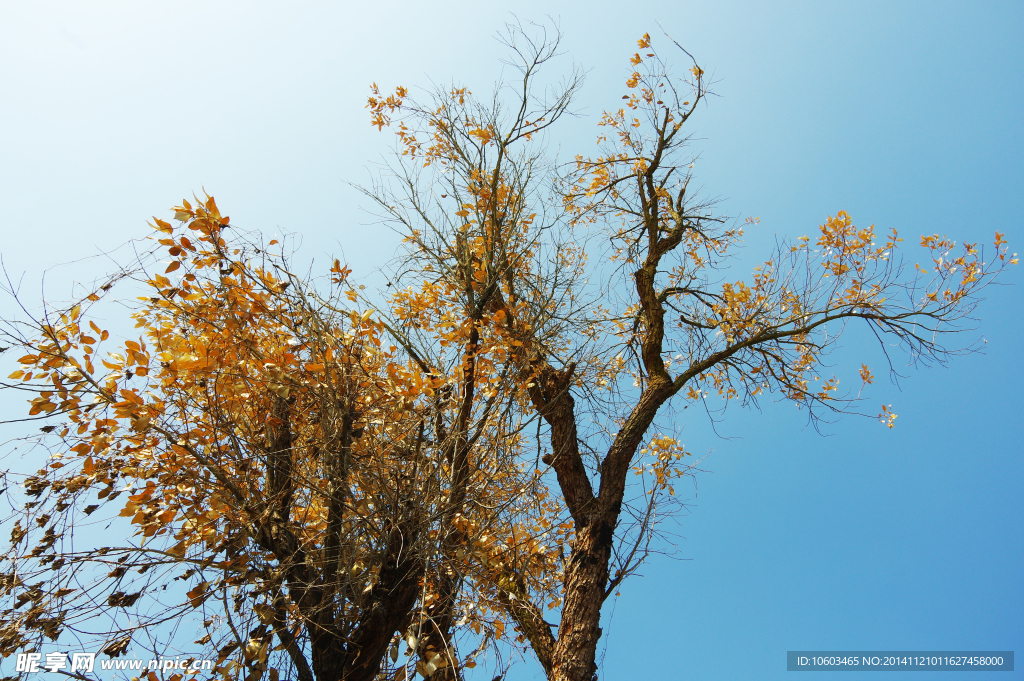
[1,1,1021,679]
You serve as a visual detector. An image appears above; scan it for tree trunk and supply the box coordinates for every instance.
[550,515,614,681]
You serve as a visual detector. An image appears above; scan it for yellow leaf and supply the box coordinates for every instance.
[186,582,209,609]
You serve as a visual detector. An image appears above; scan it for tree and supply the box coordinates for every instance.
[362,25,1015,681]
[1,23,1015,681]
[0,197,561,681]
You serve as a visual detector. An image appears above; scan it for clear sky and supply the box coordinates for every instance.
[1,1,1021,679]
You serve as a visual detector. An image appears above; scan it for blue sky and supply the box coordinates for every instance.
[1,1,1020,679]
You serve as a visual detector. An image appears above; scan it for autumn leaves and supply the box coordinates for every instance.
[2,27,1015,681]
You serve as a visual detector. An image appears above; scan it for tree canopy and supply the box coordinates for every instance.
[1,24,1014,681]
